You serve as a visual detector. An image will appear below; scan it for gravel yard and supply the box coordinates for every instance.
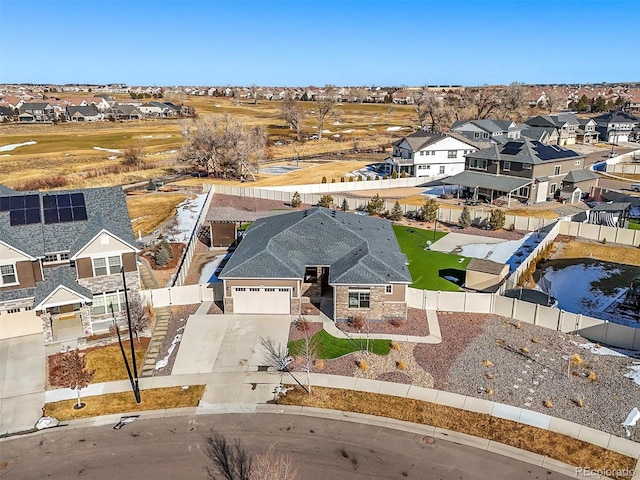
[445,314,640,440]
[288,311,640,440]
[337,308,429,336]
[154,304,199,376]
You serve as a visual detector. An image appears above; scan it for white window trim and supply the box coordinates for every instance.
[554,165,561,176]
[91,255,122,277]
[0,263,19,287]
[385,285,393,294]
[348,289,371,309]
[503,161,511,171]
[92,291,126,316]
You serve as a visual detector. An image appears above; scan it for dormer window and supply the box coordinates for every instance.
[43,252,70,264]
[1,264,17,285]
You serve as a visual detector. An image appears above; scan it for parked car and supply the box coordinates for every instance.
[631,183,640,192]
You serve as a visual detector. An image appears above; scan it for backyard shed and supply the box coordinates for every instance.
[465,258,509,292]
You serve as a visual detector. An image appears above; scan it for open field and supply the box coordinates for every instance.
[0,97,413,190]
[552,238,640,267]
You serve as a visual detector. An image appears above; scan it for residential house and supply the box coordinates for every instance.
[525,113,580,146]
[442,138,598,205]
[593,111,640,144]
[450,119,522,145]
[111,104,143,121]
[18,102,55,123]
[518,124,560,145]
[576,118,600,144]
[0,106,16,122]
[385,130,480,178]
[139,101,178,117]
[0,184,140,343]
[66,105,102,122]
[218,207,412,321]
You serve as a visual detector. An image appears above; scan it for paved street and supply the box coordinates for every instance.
[0,414,572,479]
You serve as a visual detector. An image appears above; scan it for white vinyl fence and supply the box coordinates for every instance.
[141,283,223,307]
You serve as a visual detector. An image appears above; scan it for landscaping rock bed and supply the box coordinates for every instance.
[337,308,429,336]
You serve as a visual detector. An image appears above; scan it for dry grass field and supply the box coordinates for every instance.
[127,192,188,236]
[0,97,414,191]
[553,239,640,266]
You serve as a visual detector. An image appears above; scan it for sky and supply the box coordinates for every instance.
[1,0,638,87]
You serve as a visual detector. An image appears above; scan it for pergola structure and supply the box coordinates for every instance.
[441,171,533,207]
[205,207,288,248]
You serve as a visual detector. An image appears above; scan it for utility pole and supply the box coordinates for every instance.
[121,267,141,403]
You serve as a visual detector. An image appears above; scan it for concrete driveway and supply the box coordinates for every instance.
[0,334,45,434]
[172,314,292,407]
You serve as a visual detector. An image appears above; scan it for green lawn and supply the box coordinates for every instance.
[393,225,470,291]
[629,219,640,231]
[288,329,391,359]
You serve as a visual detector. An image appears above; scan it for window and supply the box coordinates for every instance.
[503,161,511,171]
[348,290,370,309]
[7,308,20,314]
[575,160,581,166]
[517,186,530,197]
[92,291,126,316]
[385,285,393,294]
[473,132,480,138]
[439,166,445,174]
[447,150,457,158]
[468,158,487,170]
[43,252,71,264]
[550,183,557,194]
[1,265,17,285]
[93,255,122,276]
[523,163,532,170]
[482,132,489,139]
[554,165,561,176]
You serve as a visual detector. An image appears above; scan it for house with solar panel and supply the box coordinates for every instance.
[0,184,140,343]
[442,138,599,206]
[218,207,412,321]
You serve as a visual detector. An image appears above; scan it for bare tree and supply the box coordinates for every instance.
[315,85,338,139]
[281,92,304,141]
[499,82,527,120]
[52,348,95,409]
[127,293,153,340]
[203,432,251,480]
[543,89,567,113]
[412,86,432,128]
[178,116,266,181]
[297,326,321,394]
[121,142,146,167]
[203,432,297,480]
[460,86,501,119]
[248,85,259,105]
[260,336,290,372]
[250,446,297,480]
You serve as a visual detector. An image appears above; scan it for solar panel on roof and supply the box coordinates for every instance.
[9,209,25,225]
[25,194,39,208]
[4,194,41,226]
[0,197,10,211]
[25,208,40,224]
[42,192,87,224]
[10,195,25,209]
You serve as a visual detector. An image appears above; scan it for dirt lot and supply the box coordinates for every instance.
[552,236,640,267]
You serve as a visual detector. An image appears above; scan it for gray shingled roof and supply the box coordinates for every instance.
[66,105,99,117]
[219,207,412,285]
[466,138,581,165]
[0,184,136,257]
[594,111,639,124]
[34,265,93,307]
[0,286,35,303]
[562,169,599,183]
[442,171,533,192]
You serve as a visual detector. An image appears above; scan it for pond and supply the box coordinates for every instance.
[535,258,640,327]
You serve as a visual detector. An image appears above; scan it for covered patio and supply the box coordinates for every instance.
[442,171,533,207]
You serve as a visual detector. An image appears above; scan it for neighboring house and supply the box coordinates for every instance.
[0,106,16,122]
[0,184,140,343]
[518,124,559,145]
[576,118,600,144]
[66,105,102,122]
[442,138,597,205]
[218,207,412,322]
[450,119,522,145]
[139,101,178,117]
[17,102,55,122]
[385,130,480,178]
[111,104,143,121]
[525,114,580,146]
[593,111,640,144]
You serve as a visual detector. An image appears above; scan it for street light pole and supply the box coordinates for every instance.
[121,267,141,404]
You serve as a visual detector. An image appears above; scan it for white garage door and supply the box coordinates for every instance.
[232,287,291,314]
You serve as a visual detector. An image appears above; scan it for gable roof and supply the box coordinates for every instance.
[451,119,517,134]
[33,265,93,309]
[594,111,639,124]
[394,130,478,152]
[467,138,582,165]
[562,169,599,183]
[526,113,579,129]
[219,207,411,285]
[0,184,136,257]
[66,105,99,117]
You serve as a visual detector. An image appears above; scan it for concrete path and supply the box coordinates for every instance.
[430,232,503,253]
[0,334,45,434]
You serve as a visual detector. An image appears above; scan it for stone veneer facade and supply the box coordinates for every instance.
[334,285,407,322]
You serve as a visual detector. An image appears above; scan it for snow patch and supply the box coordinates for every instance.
[93,146,122,154]
[36,416,60,430]
[199,254,229,283]
[459,233,533,264]
[0,140,36,152]
[155,334,182,370]
[572,341,640,358]
[322,129,331,133]
[386,126,402,131]
[625,364,640,386]
[165,193,207,243]
[342,129,354,133]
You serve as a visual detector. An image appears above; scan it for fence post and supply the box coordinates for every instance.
[436,290,441,311]
[557,308,562,331]
[511,298,517,320]
[168,287,172,306]
[576,313,582,332]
